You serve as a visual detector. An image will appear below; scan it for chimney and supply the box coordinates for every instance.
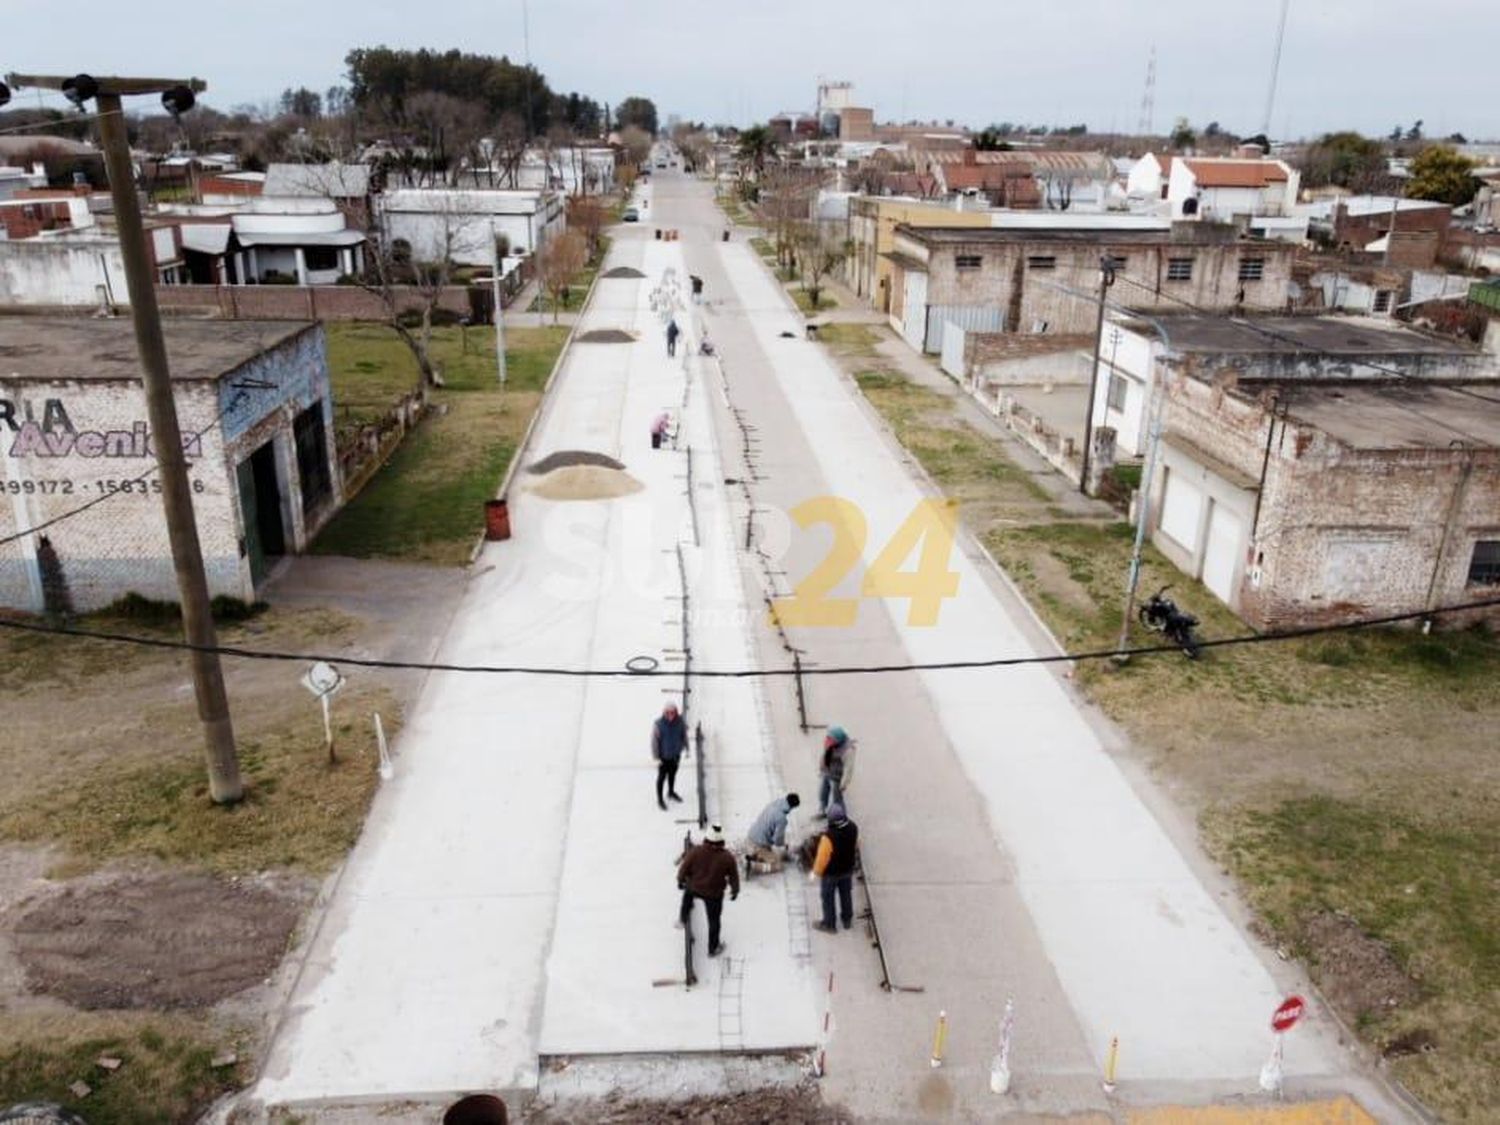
[963,147,977,166]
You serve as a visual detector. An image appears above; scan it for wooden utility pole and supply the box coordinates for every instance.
[9,73,243,802]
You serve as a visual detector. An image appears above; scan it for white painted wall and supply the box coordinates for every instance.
[0,238,127,306]
[1092,317,1157,457]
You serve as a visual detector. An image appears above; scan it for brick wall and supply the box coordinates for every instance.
[1161,375,1500,630]
[0,379,245,613]
[922,238,1295,335]
[154,283,482,322]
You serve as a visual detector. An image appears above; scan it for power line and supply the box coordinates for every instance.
[1,594,1496,679]
[0,105,120,137]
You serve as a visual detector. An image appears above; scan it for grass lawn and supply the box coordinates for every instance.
[837,332,1500,1122]
[529,239,610,316]
[0,600,413,1123]
[749,236,776,261]
[0,1015,243,1125]
[790,286,838,315]
[314,323,567,565]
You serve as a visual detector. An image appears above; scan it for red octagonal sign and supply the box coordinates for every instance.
[1271,995,1306,1033]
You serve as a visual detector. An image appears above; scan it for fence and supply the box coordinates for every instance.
[154,260,535,322]
[336,388,428,501]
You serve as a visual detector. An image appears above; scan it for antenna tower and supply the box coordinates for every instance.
[1261,0,1291,139]
[1137,47,1156,137]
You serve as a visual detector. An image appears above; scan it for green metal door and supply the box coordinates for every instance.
[237,457,266,584]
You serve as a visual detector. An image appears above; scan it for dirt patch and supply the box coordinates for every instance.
[602,267,646,279]
[528,465,643,501]
[578,329,635,343]
[12,871,300,1010]
[1301,910,1420,1023]
[528,450,626,475]
[529,1084,850,1124]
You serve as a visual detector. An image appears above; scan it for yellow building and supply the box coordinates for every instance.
[846,197,991,313]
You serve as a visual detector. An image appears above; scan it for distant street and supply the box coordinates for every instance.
[252,163,1405,1121]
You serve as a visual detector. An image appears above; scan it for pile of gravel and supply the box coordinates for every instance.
[528,450,626,475]
[603,266,647,279]
[578,328,636,343]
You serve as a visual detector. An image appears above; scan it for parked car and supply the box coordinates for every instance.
[622,207,640,222]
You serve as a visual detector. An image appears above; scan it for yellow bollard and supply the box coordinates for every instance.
[930,1010,949,1069]
[1102,1035,1119,1093]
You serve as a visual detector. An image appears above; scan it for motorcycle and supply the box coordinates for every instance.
[1138,585,1203,659]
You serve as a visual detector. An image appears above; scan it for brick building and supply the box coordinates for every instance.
[0,318,341,613]
[1147,374,1500,629]
[886,223,1295,353]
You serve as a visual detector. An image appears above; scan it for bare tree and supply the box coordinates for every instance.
[796,222,851,309]
[538,230,588,323]
[619,125,652,168]
[1041,169,1075,211]
[758,165,821,270]
[567,193,608,259]
[491,112,529,188]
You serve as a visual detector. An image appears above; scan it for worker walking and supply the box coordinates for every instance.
[744,792,799,875]
[811,803,859,934]
[690,275,704,304]
[666,318,680,357]
[651,702,687,810]
[678,824,739,957]
[817,726,855,817]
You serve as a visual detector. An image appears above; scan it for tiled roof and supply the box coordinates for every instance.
[1183,159,1289,188]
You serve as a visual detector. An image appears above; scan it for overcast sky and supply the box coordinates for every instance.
[6,0,1495,140]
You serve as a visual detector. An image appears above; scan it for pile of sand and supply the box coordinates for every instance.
[603,266,646,279]
[528,450,625,474]
[578,328,635,343]
[528,464,643,501]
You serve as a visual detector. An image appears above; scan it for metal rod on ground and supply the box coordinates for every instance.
[67,77,242,804]
[857,858,895,991]
[793,651,809,732]
[694,722,707,831]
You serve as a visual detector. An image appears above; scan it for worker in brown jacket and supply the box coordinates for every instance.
[677,824,739,957]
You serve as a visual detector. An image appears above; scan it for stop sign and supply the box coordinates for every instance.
[1271,995,1306,1033]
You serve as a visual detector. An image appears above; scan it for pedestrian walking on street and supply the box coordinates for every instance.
[690,275,704,304]
[678,824,739,956]
[811,803,859,934]
[666,318,680,357]
[652,702,687,809]
[744,792,799,874]
[817,726,856,816]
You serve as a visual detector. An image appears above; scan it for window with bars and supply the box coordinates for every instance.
[1107,373,1128,411]
[1027,255,1056,270]
[1238,257,1266,282]
[1468,540,1500,586]
[1167,257,1193,281]
[1373,290,1393,313]
[955,254,983,269]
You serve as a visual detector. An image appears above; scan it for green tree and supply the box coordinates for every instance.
[1298,131,1388,191]
[1406,145,1480,205]
[279,87,322,118]
[1170,116,1196,151]
[736,124,777,174]
[974,127,1013,151]
[615,96,658,136]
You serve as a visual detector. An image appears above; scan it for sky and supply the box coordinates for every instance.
[5,0,1496,141]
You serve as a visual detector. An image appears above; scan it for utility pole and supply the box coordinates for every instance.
[10,72,243,802]
[1079,256,1116,495]
[490,218,508,385]
[1115,357,1170,661]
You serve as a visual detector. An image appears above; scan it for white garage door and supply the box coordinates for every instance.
[1158,471,1203,552]
[1201,501,1244,604]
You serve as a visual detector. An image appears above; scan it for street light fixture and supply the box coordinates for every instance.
[0,80,10,109]
[161,84,195,119]
[60,73,98,109]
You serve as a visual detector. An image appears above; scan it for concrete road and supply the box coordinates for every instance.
[656,168,1406,1121]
